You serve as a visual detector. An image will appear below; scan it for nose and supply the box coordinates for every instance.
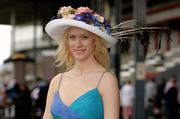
[74,38,82,47]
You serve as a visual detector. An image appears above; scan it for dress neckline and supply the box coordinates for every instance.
[57,88,100,108]
[56,71,108,109]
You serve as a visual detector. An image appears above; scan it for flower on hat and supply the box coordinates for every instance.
[55,6,112,34]
[57,6,75,19]
[76,7,93,14]
[94,13,104,23]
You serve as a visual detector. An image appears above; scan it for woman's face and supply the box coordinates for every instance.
[67,27,95,61]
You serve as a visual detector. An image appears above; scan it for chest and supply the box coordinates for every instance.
[58,74,100,106]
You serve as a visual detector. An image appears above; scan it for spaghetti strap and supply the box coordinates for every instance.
[57,73,63,91]
[96,71,109,88]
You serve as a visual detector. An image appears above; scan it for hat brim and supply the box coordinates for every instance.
[45,19,117,48]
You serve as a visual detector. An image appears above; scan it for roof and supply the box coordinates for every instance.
[0,0,91,24]
[4,52,34,63]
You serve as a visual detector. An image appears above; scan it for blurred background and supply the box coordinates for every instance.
[0,0,179,119]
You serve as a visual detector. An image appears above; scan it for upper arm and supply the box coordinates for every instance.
[99,72,120,119]
[43,74,61,119]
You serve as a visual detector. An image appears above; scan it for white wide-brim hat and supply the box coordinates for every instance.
[45,19,117,48]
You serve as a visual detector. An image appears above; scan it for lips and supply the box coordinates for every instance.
[73,49,86,53]
[74,48,85,51]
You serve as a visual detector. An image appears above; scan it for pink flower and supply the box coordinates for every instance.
[76,7,93,14]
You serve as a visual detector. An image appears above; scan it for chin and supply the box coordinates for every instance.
[74,54,91,61]
[75,56,87,61]
[73,52,93,61]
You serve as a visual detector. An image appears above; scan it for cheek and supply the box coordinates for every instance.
[89,41,96,48]
[85,39,95,47]
[68,41,74,48]
[67,42,73,53]
[87,42,95,52]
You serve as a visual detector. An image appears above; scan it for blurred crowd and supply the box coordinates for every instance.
[0,75,179,119]
[120,75,180,119]
[0,77,49,119]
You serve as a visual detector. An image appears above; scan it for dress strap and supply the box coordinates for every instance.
[57,73,63,91]
[96,71,109,88]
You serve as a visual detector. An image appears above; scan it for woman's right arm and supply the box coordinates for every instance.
[43,74,61,119]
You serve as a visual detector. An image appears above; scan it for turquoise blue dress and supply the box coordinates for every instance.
[50,71,108,119]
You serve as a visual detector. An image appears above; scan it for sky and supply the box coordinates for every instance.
[0,25,11,66]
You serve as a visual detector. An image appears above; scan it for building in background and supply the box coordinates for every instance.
[0,0,179,86]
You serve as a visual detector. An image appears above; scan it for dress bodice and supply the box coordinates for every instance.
[50,71,108,119]
[51,88,103,119]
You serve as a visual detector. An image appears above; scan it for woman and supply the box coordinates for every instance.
[43,6,120,119]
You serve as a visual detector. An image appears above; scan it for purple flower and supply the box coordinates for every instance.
[53,6,113,35]
[94,20,101,27]
[73,14,83,21]
[82,13,92,19]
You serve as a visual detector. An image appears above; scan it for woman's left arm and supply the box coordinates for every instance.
[99,72,120,119]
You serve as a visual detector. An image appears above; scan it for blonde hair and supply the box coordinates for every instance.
[54,28,110,70]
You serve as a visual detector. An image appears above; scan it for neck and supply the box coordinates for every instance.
[72,57,103,75]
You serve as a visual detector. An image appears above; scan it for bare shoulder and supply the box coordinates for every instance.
[101,71,118,86]
[99,72,120,118]
[99,71,119,94]
[49,73,63,91]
